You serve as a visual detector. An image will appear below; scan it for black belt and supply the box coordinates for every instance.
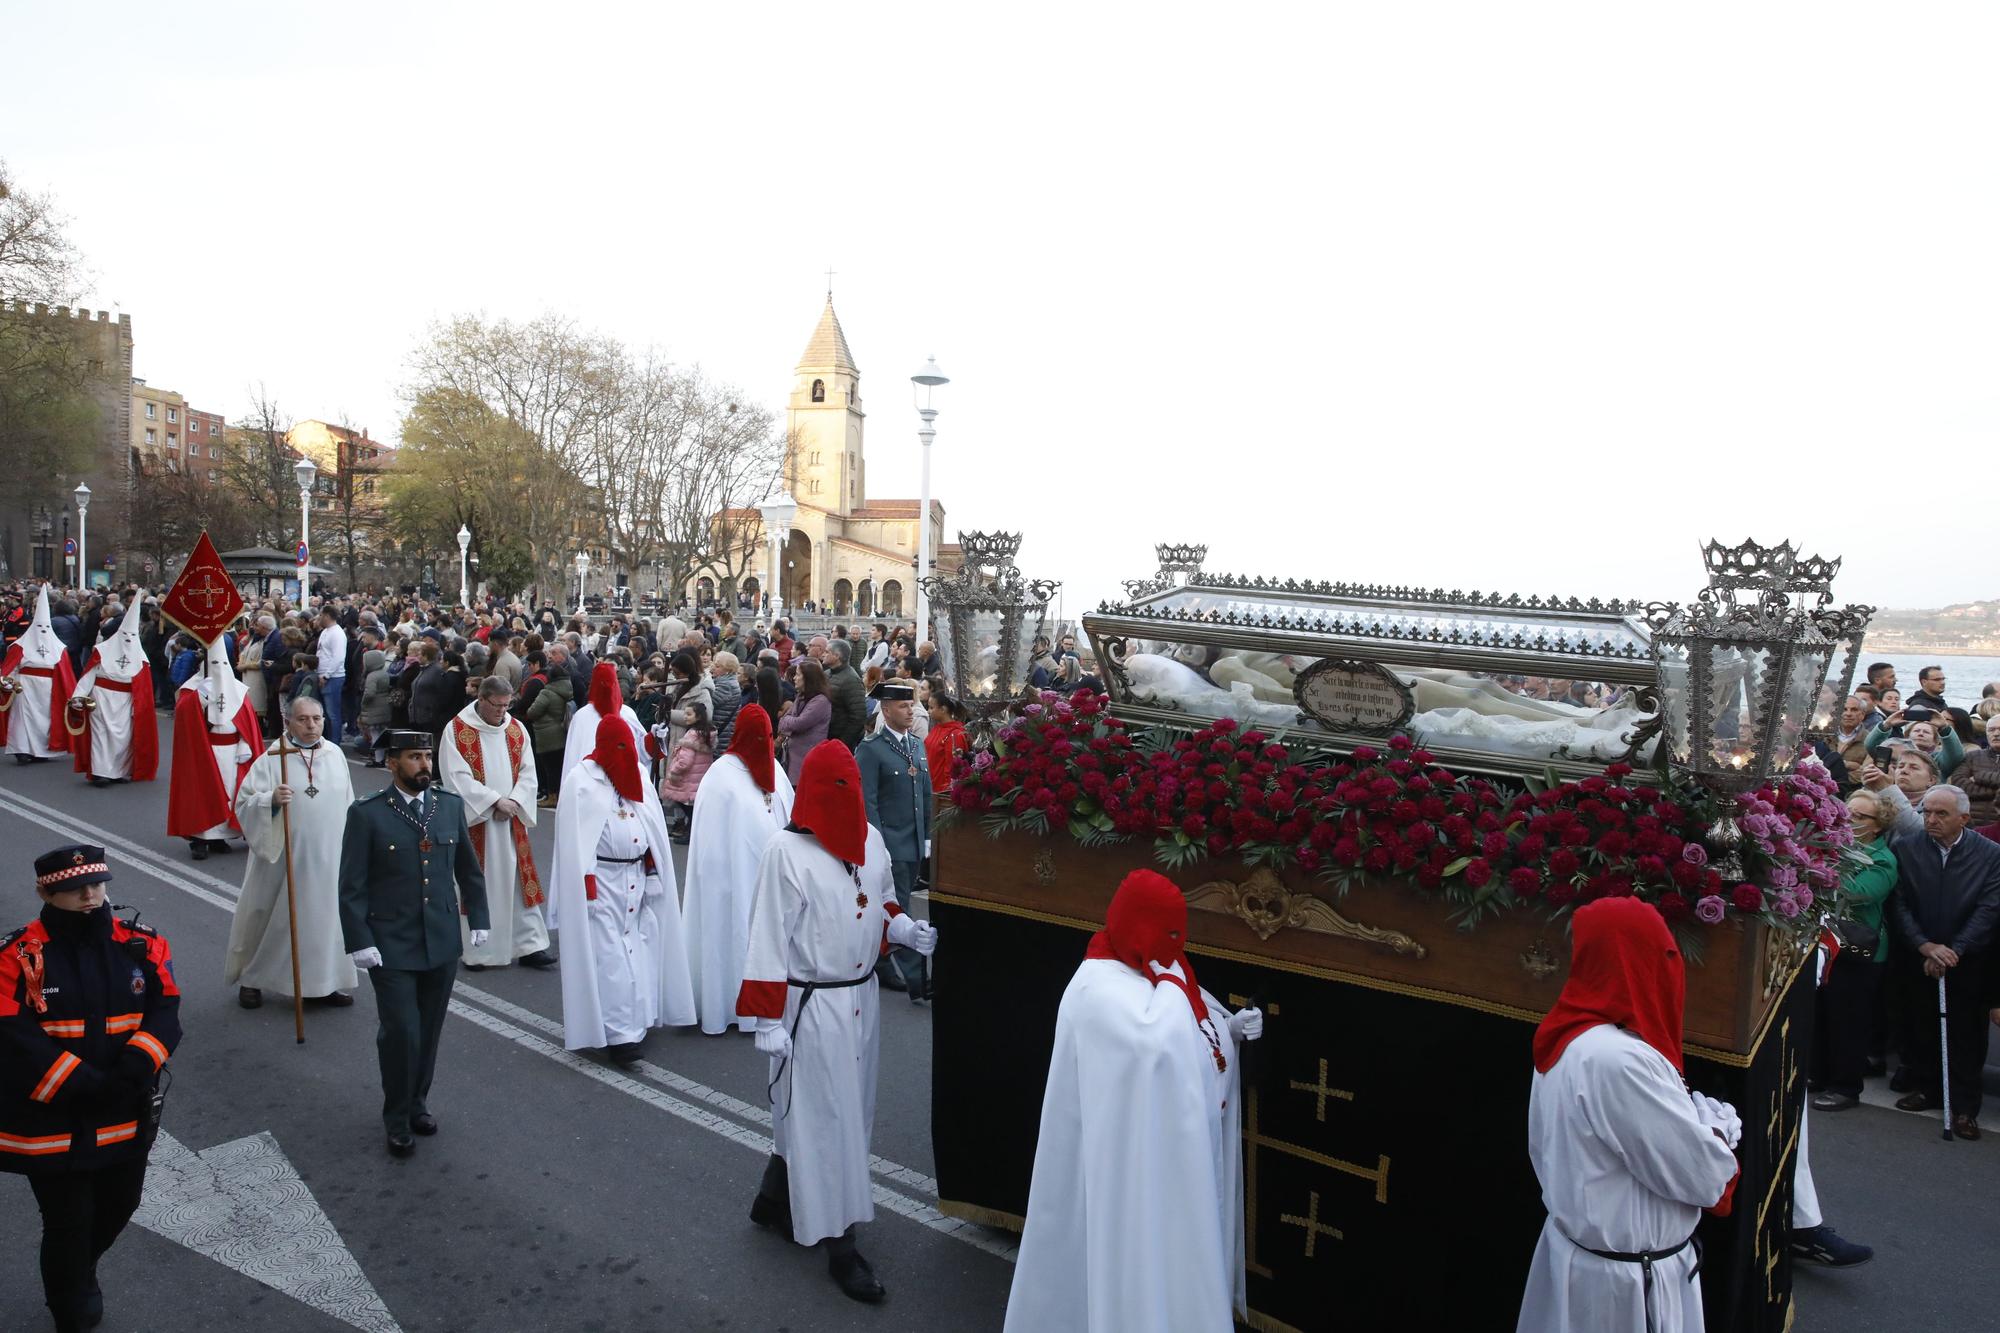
[768,972,876,1115]
[1564,1230,1699,1333]
[597,854,647,864]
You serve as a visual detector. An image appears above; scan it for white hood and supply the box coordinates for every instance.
[179,635,248,724]
[90,596,148,683]
[18,584,65,667]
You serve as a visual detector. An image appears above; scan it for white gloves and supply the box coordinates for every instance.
[1228,1007,1264,1042]
[350,947,383,970]
[886,913,938,956]
[1692,1092,1742,1149]
[469,929,490,949]
[754,1022,792,1060]
[1147,960,1187,983]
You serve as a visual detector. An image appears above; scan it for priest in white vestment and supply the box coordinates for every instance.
[1517,896,1742,1333]
[0,584,76,762]
[440,677,554,970]
[225,694,359,1007]
[551,713,695,1064]
[737,742,937,1304]
[167,640,261,860]
[66,596,158,786]
[684,704,793,1034]
[1005,869,1262,1333]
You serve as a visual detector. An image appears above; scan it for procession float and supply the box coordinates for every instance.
[922,534,1872,1333]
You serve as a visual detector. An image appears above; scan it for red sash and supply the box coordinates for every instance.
[450,716,544,910]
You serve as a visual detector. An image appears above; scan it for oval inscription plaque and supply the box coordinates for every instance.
[1293,659,1415,733]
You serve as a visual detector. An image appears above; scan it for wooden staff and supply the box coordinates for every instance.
[273,734,307,1044]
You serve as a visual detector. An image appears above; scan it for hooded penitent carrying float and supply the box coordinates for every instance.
[67,596,158,784]
[0,585,77,761]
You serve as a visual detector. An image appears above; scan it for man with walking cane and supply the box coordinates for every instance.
[225,695,358,1025]
[1888,784,2000,1139]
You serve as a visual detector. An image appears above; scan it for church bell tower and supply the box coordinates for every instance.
[787,296,866,516]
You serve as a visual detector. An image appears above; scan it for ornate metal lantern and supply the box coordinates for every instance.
[1121,542,1209,601]
[1807,602,1875,737]
[1649,539,1839,794]
[919,531,1059,733]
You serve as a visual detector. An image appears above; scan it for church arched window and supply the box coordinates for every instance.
[811,379,825,402]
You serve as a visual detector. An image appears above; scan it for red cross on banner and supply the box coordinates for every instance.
[160,531,245,644]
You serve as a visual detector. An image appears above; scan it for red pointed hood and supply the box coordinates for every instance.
[726,702,777,794]
[588,661,621,715]
[1533,896,1686,1074]
[1087,869,1206,1021]
[586,713,646,802]
[793,741,868,865]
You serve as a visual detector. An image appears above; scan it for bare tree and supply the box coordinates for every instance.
[212,391,298,549]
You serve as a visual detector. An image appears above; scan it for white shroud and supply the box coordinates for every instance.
[550,761,695,1049]
[4,584,67,758]
[225,738,360,997]
[438,703,546,967]
[1515,1024,1738,1333]
[1004,958,1243,1333]
[740,827,896,1247]
[72,595,148,777]
[683,753,794,1034]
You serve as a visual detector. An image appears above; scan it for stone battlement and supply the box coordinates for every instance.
[0,299,129,325]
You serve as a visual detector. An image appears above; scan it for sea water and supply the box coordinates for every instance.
[1860,651,2000,709]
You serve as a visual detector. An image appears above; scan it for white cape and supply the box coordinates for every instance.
[1516,1024,1738,1333]
[1005,957,1243,1333]
[225,740,360,996]
[438,704,546,966]
[550,761,695,1050]
[552,700,642,932]
[683,754,794,1034]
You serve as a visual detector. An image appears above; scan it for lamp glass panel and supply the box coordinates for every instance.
[1771,645,1827,772]
[1703,642,1767,775]
[1654,638,1693,765]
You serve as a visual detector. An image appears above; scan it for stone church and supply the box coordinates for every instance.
[695,296,948,620]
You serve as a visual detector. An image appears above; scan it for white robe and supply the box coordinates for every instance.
[683,754,795,1034]
[552,700,643,932]
[1517,1025,1739,1333]
[183,674,254,841]
[74,666,134,777]
[741,827,896,1246]
[3,592,66,760]
[225,739,360,997]
[1005,958,1243,1333]
[550,761,695,1049]
[438,704,546,967]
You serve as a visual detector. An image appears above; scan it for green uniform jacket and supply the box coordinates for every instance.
[857,727,930,864]
[338,787,490,971]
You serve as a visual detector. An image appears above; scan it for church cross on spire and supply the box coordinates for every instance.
[825,265,837,299]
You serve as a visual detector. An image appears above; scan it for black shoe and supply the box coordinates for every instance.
[829,1249,886,1304]
[11,754,29,766]
[1894,1090,1933,1113]
[88,776,112,788]
[461,962,490,972]
[311,991,355,1008]
[206,839,232,853]
[238,987,263,1009]
[1811,1091,1860,1112]
[1791,1224,1874,1267]
[518,949,559,970]
[190,841,209,861]
[909,985,929,1006]
[608,1041,646,1067]
[749,1191,794,1242]
[387,1132,416,1158]
[411,1113,438,1136]
[85,1272,104,1328]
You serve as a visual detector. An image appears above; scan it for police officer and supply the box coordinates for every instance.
[338,730,489,1157]
[856,682,931,1001]
[1,845,180,1332]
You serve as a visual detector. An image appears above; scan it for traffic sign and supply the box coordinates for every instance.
[63,538,76,556]
[296,542,309,567]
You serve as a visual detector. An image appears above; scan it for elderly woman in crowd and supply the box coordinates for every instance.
[1809,789,1900,1111]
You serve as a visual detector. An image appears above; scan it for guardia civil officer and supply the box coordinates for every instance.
[0,845,181,1332]
[338,730,489,1157]
[856,681,931,1001]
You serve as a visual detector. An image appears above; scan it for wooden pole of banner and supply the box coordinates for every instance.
[272,734,307,1044]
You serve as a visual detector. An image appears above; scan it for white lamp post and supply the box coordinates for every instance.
[456,524,472,608]
[293,456,318,601]
[72,483,91,591]
[574,551,590,618]
[911,356,949,639]
[758,491,797,620]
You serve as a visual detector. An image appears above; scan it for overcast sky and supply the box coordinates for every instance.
[6,3,1995,613]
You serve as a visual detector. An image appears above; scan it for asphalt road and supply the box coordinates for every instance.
[0,712,1995,1332]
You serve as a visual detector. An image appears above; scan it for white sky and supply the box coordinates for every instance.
[6,3,1995,613]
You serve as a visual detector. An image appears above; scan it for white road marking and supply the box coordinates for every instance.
[0,786,999,1256]
[137,1129,402,1333]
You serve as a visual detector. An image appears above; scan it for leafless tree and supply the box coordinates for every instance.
[212,390,299,549]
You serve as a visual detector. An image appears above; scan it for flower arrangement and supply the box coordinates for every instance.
[944,691,1851,939]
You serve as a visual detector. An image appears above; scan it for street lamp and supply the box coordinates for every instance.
[574,551,591,618]
[911,356,948,640]
[758,491,797,620]
[293,457,318,601]
[456,524,471,608]
[72,483,91,591]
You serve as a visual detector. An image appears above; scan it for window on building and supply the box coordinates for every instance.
[144,402,156,420]
[189,442,201,458]
[167,407,177,423]
[209,420,219,434]
[144,428,156,445]
[209,443,223,462]
[361,479,374,494]
[167,432,177,447]
[810,479,822,494]
[811,379,825,402]
[166,458,178,474]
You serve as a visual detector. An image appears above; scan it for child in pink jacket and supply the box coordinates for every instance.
[659,702,713,838]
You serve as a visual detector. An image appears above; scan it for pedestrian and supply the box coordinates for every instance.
[0,585,77,764]
[526,658,572,808]
[1808,790,1899,1110]
[64,598,158,788]
[0,845,182,1333]
[822,639,865,750]
[1515,897,1741,1333]
[737,743,938,1303]
[166,641,261,861]
[224,695,358,1010]
[779,660,831,784]
[856,682,931,1000]
[1005,869,1262,1333]
[549,715,695,1065]
[314,607,349,752]
[439,677,555,972]
[337,730,491,1157]
[924,692,969,793]
[709,650,744,752]
[683,706,793,1035]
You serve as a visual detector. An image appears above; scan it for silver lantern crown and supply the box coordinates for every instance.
[1121,542,1209,601]
[919,531,1060,729]
[1649,539,1842,793]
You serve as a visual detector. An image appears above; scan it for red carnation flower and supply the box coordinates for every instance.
[1657,893,1691,921]
[1549,848,1581,878]
[1508,867,1542,897]
[1731,884,1763,912]
[1545,882,1578,908]
[1464,858,1493,888]
[1364,846,1392,873]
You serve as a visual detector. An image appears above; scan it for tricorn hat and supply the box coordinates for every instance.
[382,730,435,755]
[35,844,112,892]
[868,681,917,702]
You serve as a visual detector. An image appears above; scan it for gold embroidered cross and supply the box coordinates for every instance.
[1279,1190,1342,1258]
[1289,1058,1355,1122]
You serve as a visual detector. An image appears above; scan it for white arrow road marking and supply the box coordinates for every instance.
[136,1129,402,1333]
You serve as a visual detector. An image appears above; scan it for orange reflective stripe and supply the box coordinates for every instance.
[39,1019,86,1038]
[94,1121,138,1146]
[0,1130,71,1156]
[128,1031,169,1071]
[103,1013,142,1034]
[30,1051,81,1103]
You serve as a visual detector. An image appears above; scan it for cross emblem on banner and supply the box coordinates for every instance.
[160,531,245,643]
[1278,1190,1343,1258]
[1289,1058,1356,1123]
[187,573,231,612]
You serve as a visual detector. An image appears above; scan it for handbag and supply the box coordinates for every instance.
[1829,915,1880,959]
